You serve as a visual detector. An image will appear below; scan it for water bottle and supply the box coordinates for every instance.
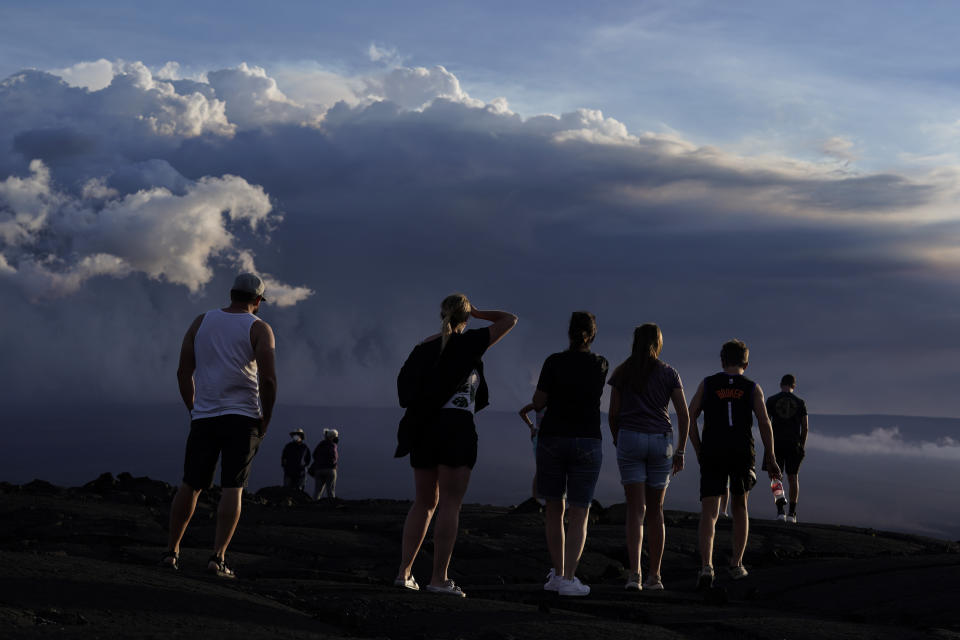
[771,479,785,503]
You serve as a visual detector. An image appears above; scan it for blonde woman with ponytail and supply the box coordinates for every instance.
[608,323,689,591]
[395,293,517,597]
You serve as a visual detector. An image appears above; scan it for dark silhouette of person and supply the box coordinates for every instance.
[282,428,311,491]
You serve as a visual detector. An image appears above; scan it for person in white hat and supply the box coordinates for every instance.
[310,428,340,499]
[282,428,311,490]
[162,273,277,579]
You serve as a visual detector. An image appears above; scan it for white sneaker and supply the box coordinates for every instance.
[624,572,642,591]
[642,575,664,591]
[785,514,797,523]
[558,576,590,597]
[776,513,786,522]
[544,568,564,592]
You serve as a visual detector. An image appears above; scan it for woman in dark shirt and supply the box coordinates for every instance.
[608,323,689,591]
[395,293,517,597]
[531,311,608,597]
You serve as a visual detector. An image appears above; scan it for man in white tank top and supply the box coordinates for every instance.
[162,273,278,578]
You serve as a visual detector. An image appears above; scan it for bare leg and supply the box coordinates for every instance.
[623,483,647,576]
[699,496,721,569]
[787,473,799,506]
[645,485,667,579]
[719,489,729,515]
[167,483,201,554]
[430,465,472,585]
[398,468,439,580]
[563,505,590,579]
[213,488,243,559]
[328,469,338,498]
[544,500,566,576]
[729,492,749,567]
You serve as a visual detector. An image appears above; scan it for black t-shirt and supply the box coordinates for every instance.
[766,391,807,443]
[537,350,609,439]
[701,372,757,460]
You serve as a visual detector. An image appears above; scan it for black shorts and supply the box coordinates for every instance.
[699,450,757,500]
[183,414,263,490]
[409,409,478,469]
[764,439,805,476]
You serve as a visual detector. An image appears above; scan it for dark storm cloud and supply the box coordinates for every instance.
[1,61,958,415]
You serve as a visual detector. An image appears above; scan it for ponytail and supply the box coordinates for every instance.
[440,293,471,351]
[567,311,597,351]
[620,323,663,394]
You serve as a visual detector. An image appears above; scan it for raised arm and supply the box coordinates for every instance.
[470,307,518,347]
[176,314,205,414]
[671,387,689,474]
[753,384,781,479]
[687,381,704,462]
[252,320,277,437]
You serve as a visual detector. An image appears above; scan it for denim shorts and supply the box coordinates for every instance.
[616,430,674,489]
[536,436,603,507]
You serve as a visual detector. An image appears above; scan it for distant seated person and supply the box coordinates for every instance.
[281,428,311,491]
[309,428,339,499]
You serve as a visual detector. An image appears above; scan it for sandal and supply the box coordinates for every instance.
[425,580,466,598]
[207,555,236,579]
[160,550,179,571]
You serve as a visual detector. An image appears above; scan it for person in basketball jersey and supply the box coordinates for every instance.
[688,339,781,587]
[764,374,808,523]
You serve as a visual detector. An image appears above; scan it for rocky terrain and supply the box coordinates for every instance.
[0,473,958,639]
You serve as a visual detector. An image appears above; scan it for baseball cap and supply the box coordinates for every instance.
[232,273,266,300]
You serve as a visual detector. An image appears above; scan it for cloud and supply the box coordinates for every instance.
[367,43,402,66]
[367,65,483,110]
[2,58,960,411]
[821,136,856,163]
[0,160,310,303]
[49,58,115,91]
[807,427,960,461]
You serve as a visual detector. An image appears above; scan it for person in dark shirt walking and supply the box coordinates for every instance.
[532,311,609,597]
[688,339,780,588]
[764,374,808,523]
[310,428,340,499]
[281,428,311,491]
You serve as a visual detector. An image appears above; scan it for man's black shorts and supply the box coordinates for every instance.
[409,409,478,469]
[699,450,757,500]
[764,437,805,476]
[183,414,263,490]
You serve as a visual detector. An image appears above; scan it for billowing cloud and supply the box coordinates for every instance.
[0,159,310,303]
[807,427,960,461]
[1,58,959,412]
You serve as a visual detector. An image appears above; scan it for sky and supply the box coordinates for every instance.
[2,1,960,424]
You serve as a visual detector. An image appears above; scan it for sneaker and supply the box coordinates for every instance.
[544,568,564,592]
[558,576,590,597]
[207,555,236,579]
[425,580,466,597]
[786,514,797,524]
[624,572,642,591]
[697,566,714,591]
[394,574,419,591]
[642,575,664,591]
[728,565,749,580]
[160,550,179,571]
[776,513,786,522]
